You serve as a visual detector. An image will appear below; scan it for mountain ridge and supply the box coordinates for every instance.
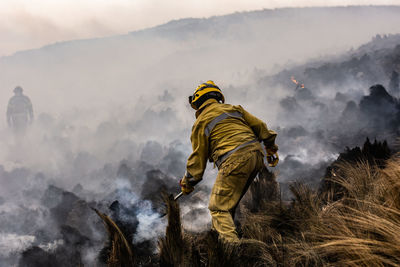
[1,5,400,113]
[3,5,400,60]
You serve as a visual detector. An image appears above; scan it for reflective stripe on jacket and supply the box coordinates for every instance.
[185,98,277,181]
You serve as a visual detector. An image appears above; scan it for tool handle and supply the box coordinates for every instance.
[174,192,184,201]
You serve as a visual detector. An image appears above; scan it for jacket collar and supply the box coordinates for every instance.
[195,99,218,118]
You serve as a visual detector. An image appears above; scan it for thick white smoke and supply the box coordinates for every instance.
[0,6,399,265]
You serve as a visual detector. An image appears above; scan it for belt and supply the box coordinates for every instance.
[215,139,258,169]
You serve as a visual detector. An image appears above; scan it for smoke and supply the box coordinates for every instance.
[262,37,400,190]
[0,6,399,265]
[0,234,35,258]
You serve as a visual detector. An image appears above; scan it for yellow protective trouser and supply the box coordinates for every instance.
[208,146,264,241]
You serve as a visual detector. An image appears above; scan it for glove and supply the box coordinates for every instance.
[179,176,194,195]
[265,144,278,154]
[265,144,279,167]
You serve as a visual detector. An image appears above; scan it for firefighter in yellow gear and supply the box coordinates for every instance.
[180,80,278,241]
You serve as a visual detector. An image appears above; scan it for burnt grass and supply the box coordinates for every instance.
[97,138,399,266]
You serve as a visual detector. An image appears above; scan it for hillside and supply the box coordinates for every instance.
[249,33,400,190]
[154,141,400,266]
[1,6,400,112]
[1,6,400,267]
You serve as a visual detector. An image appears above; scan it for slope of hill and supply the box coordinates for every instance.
[1,6,400,266]
[248,37,400,197]
[155,144,400,266]
[1,6,400,113]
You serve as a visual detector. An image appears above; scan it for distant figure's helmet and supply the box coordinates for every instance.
[13,86,23,94]
[188,80,225,110]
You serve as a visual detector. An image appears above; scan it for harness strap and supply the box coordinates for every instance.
[215,139,258,169]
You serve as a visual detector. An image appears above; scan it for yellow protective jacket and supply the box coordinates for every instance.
[185,99,277,182]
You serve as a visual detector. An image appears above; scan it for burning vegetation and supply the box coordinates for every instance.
[12,75,399,265]
[86,40,400,263]
[2,25,400,267]
[290,76,305,90]
[93,138,399,267]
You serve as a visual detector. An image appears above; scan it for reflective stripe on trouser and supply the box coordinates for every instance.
[208,147,264,241]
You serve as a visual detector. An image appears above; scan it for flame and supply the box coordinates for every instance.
[290,76,305,89]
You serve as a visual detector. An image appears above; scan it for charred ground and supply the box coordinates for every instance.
[2,16,400,267]
[97,138,398,266]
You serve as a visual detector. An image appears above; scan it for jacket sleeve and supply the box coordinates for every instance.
[238,105,277,147]
[26,96,34,120]
[185,123,209,182]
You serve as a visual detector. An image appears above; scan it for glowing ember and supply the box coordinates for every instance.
[290,76,305,89]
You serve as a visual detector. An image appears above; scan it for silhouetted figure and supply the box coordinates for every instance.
[7,86,33,134]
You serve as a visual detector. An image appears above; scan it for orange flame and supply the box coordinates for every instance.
[290,76,305,89]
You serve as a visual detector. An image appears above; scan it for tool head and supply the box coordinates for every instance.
[159,192,184,218]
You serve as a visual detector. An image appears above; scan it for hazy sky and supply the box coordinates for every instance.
[1,0,400,56]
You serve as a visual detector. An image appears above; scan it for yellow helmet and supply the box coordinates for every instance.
[188,80,225,110]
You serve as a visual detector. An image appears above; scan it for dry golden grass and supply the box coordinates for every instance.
[95,153,400,266]
[93,208,135,267]
[308,156,400,267]
[236,155,400,266]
